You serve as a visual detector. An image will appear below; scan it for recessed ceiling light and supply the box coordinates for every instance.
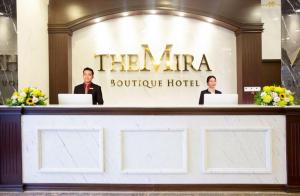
[160,0,171,5]
[206,18,214,23]
[149,10,157,14]
[94,18,101,23]
[122,12,129,17]
[178,12,185,17]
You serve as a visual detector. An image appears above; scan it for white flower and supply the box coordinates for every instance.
[260,92,267,97]
[20,92,27,97]
[32,96,39,103]
[271,92,278,98]
[274,96,280,102]
[285,90,291,95]
[11,95,18,100]
[284,97,290,102]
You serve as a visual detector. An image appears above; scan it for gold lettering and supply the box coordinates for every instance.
[183,54,196,71]
[162,44,172,71]
[110,54,126,72]
[127,54,139,72]
[95,54,108,71]
[199,54,212,71]
[173,54,181,71]
[141,44,152,72]
[95,44,212,73]
[141,44,173,72]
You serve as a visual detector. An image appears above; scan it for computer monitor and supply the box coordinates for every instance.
[58,94,93,105]
[204,94,238,105]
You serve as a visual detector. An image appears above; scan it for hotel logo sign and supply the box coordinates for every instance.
[94,44,212,88]
[95,44,212,72]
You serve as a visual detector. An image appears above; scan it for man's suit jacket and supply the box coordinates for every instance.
[199,89,222,105]
[74,83,104,105]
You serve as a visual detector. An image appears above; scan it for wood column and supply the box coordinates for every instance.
[49,31,72,104]
[286,114,300,192]
[261,59,281,86]
[236,30,263,104]
[0,108,22,191]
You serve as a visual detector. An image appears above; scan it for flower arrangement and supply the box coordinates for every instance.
[6,87,47,106]
[254,85,294,106]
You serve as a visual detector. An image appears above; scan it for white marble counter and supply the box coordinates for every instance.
[20,109,287,184]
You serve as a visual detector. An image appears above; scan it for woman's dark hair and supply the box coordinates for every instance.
[206,75,216,83]
[83,67,94,75]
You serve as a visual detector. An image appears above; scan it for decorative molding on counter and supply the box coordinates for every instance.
[23,183,286,192]
[20,106,299,115]
[37,128,104,174]
[0,107,22,114]
[202,127,272,174]
[120,129,188,174]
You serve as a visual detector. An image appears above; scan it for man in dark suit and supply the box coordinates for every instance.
[199,75,222,104]
[74,67,104,105]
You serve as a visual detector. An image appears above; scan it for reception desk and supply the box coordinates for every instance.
[0,105,300,192]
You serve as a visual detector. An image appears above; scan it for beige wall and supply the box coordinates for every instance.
[17,0,49,98]
[72,15,237,106]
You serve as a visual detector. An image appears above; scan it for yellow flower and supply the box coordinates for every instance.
[263,95,272,103]
[289,95,294,103]
[274,86,284,93]
[26,98,34,105]
[22,87,29,93]
[263,86,271,93]
[278,100,287,107]
[32,89,41,97]
[270,86,275,91]
[279,93,286,99]
[12,91,19,97]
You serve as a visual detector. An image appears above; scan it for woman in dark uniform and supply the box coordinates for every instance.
[199,75,222,104]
